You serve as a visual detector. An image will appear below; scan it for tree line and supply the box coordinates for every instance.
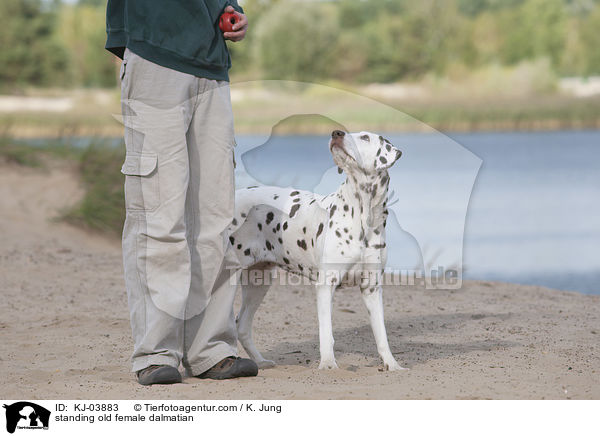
[1,0,599,90]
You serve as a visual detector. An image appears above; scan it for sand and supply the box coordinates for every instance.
[1,161,599,400]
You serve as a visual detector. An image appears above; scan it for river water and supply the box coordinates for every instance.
[234,130,600,294]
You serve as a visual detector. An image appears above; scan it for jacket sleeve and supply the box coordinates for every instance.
[226,0,244,14]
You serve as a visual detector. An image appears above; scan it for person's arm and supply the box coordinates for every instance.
[222,4,248,42]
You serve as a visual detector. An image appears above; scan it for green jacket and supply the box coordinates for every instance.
[105,0,244,81]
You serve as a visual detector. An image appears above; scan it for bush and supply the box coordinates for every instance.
[254,2,339,82]
[62,141,125,236]
[0,0,70,89]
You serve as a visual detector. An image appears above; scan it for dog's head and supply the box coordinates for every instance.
[329,130,402,176]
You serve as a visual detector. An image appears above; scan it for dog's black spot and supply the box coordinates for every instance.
[343,204,349,212]
[311,239,314,247]
[359,228,365,240]
[244,248,251,256]
[379,156,387,164]
[273,228,277,233]
[266,212,274,225]
[276,223,281,231]
[316,223,324,238]
[329,221,333,228]
[302,226,306,234]
[289,204,300,218]
[374,229,380,235]
[335,230,342,238]
[362,286,376,294]
[257,223,262,230]
[386,143,391,152]
[329,205,337,218]
[351,207,354,218]
[297,239,307,250]
[380,174,389,187]
[278,237,283,244]
[344,228,348,233]
[232,218,237,226]
[247,186,258,189]
[349,235,353,240]
[266,240,273,251]
[229,236,235,245]
[310,199,316,204]
[290,191,300,196]
[298,264,304,271]
[283,257,290,264]
[346,239,350,244]
[379,135,384,145]
[283,221,288,230]
[376,148,381,157]
[241,212,246,218]
[293,197,300,203]
[273,194,279,200]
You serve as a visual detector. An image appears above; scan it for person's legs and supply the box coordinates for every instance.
[120,48,200,374]
[182,79,242,376]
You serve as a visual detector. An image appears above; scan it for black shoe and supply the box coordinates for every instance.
[196,356,258,380]
[136,365,182,386]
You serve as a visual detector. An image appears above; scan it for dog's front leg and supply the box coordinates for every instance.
[361,286,407,371]
[316,284,338,369]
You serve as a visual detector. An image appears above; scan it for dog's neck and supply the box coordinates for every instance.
[335,170,390,238]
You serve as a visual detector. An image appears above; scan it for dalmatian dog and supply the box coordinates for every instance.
[227,130,406,371]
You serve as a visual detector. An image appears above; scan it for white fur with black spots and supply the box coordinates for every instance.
[227,131,406,371]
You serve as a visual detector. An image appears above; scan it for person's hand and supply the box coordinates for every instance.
[223,5,248,42]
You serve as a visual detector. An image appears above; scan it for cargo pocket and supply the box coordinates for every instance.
[120,152,160,212]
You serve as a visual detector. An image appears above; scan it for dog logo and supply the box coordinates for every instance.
[2,402,50,434]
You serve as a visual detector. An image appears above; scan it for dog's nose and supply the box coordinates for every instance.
[332,130,345,138]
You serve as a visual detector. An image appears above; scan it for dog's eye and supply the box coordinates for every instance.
[360,135,370,142]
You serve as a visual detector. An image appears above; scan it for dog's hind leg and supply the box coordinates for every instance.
[236,268,275,369]
[361,286,407,371]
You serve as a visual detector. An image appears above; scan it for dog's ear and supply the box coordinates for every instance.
[375,145,402,170]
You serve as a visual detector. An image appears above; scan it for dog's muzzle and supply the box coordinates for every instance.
[330,130,346,151]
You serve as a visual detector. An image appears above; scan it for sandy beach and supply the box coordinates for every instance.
[1,161,599,400]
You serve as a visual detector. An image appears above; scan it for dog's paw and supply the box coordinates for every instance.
[257,359,276,369]
[318,360,338,370]
[384,361,408,371]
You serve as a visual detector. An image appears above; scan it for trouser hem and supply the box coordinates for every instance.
[184,345,238,377]
[131,354,180,374]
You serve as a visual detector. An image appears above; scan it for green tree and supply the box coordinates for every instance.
[579,4,600,74]
[359,0,476,82]
[499,0,567,68]
[56,3,117,87]
[0,0,70,89]
[254,2,339,81]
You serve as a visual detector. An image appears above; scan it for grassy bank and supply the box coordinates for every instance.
[0,136,125,237]
[2,87,600,137]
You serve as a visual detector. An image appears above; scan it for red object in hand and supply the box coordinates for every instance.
[219,12,238,32]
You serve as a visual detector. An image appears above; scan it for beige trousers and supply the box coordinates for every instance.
[120,48,240,375]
